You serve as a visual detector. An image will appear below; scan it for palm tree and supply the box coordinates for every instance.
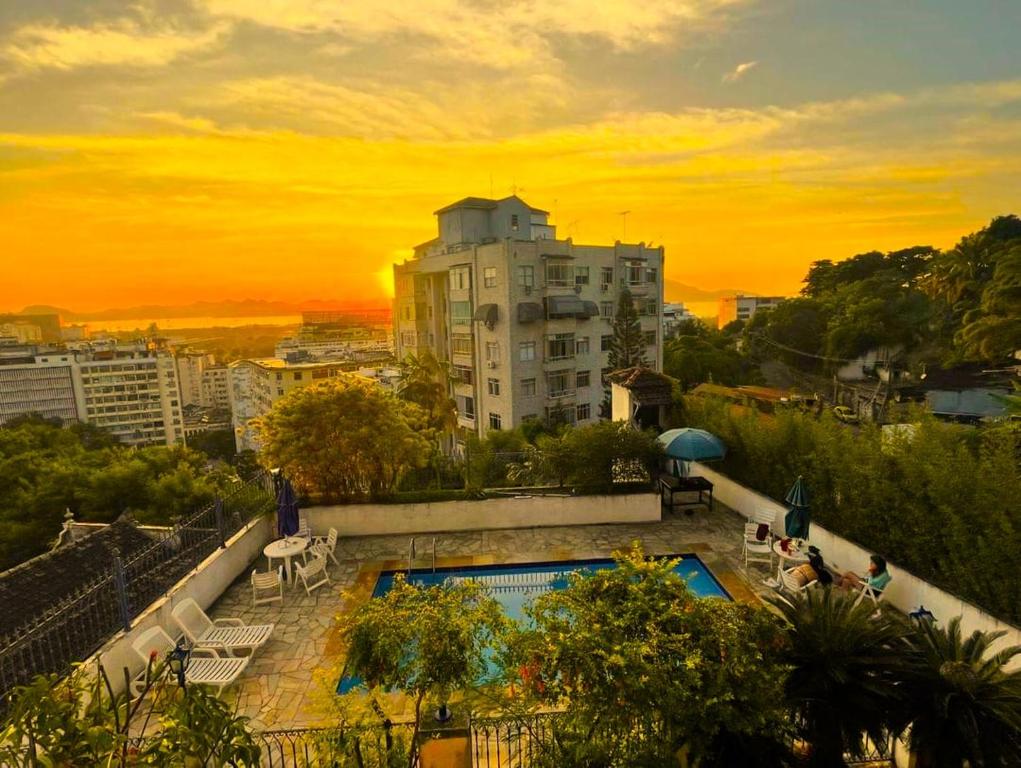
[770,588,912,767]
[898,617,1021,768]
[397,350,457,434]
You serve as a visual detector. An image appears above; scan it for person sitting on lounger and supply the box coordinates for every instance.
[836,555,890,594]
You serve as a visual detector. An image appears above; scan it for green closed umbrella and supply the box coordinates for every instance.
[783,475,811,538]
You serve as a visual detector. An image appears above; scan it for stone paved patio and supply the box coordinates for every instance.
[207,501,773,731]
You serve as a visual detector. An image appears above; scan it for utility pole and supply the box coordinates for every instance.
[619,210,631,242]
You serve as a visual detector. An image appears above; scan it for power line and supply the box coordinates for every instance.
[747,331,859,363]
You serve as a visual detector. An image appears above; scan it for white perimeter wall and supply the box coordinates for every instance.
[305,492,660,537]
[84,515,273,696]
[691,462,1021,664]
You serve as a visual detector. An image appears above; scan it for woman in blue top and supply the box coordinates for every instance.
[836,555,891,593]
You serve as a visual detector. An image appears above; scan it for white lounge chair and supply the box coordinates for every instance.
[295,555,330,595]
[311,527,339,567]
[251,566,284,607]
[131,625,249,697]
[742,522,773,570]
[780,565,819,596]
[853,577,890,611]
[172,598,274,657]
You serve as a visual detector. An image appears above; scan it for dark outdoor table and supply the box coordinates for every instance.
[659,475,714,511]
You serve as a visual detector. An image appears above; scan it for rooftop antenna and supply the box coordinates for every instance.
[619,210,631,241]
[489,174,494,198]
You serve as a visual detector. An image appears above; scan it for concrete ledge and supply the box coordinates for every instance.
[306,493,661,537]
[691,462,1021,663]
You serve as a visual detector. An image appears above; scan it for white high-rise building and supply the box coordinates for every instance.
[393,195,664,439]
[0,349,83,426]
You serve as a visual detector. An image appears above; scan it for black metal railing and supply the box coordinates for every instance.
[0,472,275,710]
[470,713,562,768]
[258,725,419,767]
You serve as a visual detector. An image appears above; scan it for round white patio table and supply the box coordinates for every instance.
[264,536,308,586]
[771,539,810,585]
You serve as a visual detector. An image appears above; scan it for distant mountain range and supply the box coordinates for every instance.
[18,299,389,322]
[17,283,747,321]
[663,280,748,304]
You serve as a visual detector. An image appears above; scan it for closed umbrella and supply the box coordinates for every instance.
[275,477,300,538]
[783,475,811,539]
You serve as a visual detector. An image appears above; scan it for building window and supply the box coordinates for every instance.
[452,335,472,355]
[645,267,658,284]
[577,403,591,420]
[293,372,302,381]
[276,372,283,381]
[486,342,500,363]
[643,330,656,346]
[449,266,471,291]
[453,365,474,385]
[601,334,613,352]
[547,370,573,398]
[575,336,590,355]
[576,370,591,388]
[521,378,536,396]
[483,267,497,288]
[489,412,502,429]
[601,267,614,289]
[519,341,536,361]
[546,333,574,361]
[451,301,472,325]
[459,396,475,419]
[575,266,590,286]
[600,301,614,319]
[546,262,572,287]
[518,265,534,290]
[511,214,519,231]
[487,378,500,395]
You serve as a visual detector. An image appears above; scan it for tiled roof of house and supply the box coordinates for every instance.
[0,520,156,638]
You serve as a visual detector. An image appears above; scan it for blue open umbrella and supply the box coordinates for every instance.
[275,477,299,538]
[657,428,726,462]
[783,475,811,538]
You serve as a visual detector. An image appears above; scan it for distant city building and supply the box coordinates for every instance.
[175,352,213,407]
[662,302,695,338]
[201,364,230,410]
[0,313,62,344]
[228,358,359,452]
[0,341,185,445]
[717,295,785,330]
[77,342,185,446]
[0,322,43,344]
[274,324,391,362]
[393,195,664,441]
[181,404,232,438]
[0,347,83,426]
[60,324,89,342]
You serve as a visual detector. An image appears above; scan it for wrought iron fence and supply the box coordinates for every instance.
[470,713,562,768]
[0,472,275,711]
[258,725,419,767]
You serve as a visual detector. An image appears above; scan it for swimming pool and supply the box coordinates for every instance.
[338,554,730,693]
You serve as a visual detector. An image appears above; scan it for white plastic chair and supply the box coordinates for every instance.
[295,555,330,595]
[172,598,274,657]
[853,577,890,610]
[251,566,284,607]
[742,522,773,570]
[311,527,339,567]
[130,625,249,697]
[780,565,819,596]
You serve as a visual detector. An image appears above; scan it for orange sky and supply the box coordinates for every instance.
[1,1,1019,313]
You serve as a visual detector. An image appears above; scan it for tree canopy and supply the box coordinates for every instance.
[608,288,647,370]
[255,376,432,501]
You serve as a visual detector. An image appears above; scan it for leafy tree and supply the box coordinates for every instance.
[899,617,1021,768]
[233,448,262,481]
[464,427,529,490]
[255,376,431,501]
[744,296,829,370]
[510,545,790,766]
[186,428,237,463]
[397,350,457,435]
[608,288,648,370]
[338,577,507,768]
[664,332,751,389]
[770,588,911,767]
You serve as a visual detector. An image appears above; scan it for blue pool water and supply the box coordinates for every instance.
[337,555,730,694]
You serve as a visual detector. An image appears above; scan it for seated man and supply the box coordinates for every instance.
[836,554,891,594]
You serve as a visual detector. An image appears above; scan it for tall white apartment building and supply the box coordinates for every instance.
[78,344,185,446]
[0,342,185,446]
[0,349,83,426]
[393,196,664,438]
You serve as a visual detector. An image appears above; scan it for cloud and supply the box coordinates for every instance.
[2,18,230,73]
[722,60,758,83]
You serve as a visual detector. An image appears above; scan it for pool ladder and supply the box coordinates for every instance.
[408,536,438,575]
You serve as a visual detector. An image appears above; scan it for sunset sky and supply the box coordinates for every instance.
[1,0,1019,313]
